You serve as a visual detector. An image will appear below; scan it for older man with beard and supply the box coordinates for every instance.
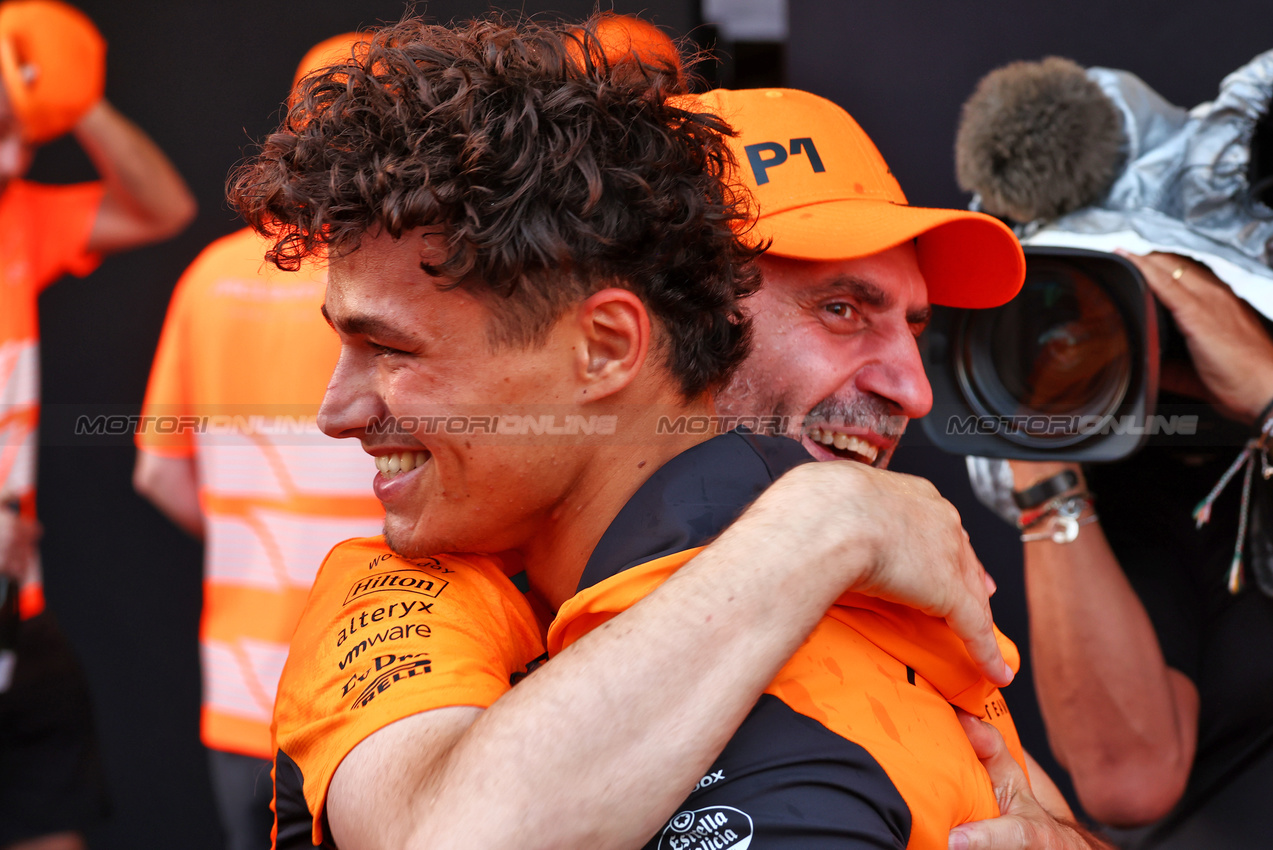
[703,86,1114,850]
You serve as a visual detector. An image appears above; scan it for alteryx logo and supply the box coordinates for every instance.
[744,138,825,185]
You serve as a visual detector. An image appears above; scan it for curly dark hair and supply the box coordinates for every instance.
[228,14,760,398]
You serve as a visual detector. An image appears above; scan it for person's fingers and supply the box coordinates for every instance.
[952,714,1108,850]
[1116,251,1196,313]
[956,708,1000,760]
[1125,251,1239,312]
[948,816,1036,850]
[946,551,1012,687]
[956,709,1029,794]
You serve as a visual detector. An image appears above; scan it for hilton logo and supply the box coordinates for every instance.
[344,569,449,605]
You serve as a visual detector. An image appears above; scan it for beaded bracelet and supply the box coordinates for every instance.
[1018,492,1098,544]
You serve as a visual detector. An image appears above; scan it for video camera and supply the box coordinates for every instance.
[921,246,1185,461]
[929,51,1273,462]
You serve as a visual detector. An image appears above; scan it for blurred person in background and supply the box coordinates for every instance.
[132,33,384,850]
[137,21,694,849]
[0,1,196,848]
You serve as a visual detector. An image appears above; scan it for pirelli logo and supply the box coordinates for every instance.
[344,569,449,605]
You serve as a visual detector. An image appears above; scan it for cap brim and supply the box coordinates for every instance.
[756,200,1025,309]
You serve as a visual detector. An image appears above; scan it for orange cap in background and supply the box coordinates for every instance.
[566,13,685,90]
[292,32,365,92]
[0,0,105,144]
[683,88,1025,309]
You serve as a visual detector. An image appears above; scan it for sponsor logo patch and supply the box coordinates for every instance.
[659,806,753,850]
[345,653,432,709]
[344,569,448,605]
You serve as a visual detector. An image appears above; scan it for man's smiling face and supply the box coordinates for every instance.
[317,229,586,560]
[716,242,933,469]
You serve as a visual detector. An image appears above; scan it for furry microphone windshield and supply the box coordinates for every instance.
[954,56,1124,224]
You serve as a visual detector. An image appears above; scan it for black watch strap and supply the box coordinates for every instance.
[1012,469,1079,510]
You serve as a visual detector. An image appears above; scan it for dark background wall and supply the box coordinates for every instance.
[22,0,1271,846]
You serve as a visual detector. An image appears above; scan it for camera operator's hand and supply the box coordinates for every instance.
[1119,251,1273,423]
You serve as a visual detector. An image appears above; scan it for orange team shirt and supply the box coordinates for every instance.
[0,180,104,619]
[271,537,546,849]
[137,227,384,758]
[548,431,1028,850]
[272,432,1024,850]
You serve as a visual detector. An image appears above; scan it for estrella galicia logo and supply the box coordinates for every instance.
[343,568,449,605]
[743,137,825,185]
[658,806,753,850]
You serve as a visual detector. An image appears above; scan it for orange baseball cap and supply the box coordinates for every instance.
[566,14,684,90]
[685,88,1025,309]
[0,0,105,144]
[292,32,365,92]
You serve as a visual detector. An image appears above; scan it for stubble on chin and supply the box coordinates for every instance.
[382,518,426,560]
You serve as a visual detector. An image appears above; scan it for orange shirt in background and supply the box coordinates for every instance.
[0,179,104,618]
[137,227,383,759]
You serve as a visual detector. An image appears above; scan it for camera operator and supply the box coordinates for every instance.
[953,51,1273,848]
[1009,248,1273,848]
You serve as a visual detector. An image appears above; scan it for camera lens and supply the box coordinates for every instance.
[956,261,1132,445]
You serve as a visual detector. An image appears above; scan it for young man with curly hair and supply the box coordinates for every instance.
[229,15,1075,850]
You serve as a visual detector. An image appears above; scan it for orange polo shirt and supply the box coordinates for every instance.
[271,537,546,848]
[549,431,1026,850]
[0,179,104,618]
[137,227,383,758]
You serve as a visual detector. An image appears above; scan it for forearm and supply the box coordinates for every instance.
[74,100,196,252]
[405,492,859,849]
[330,461,999,850]
[133,452,204,539]
[1024,519,1197,824]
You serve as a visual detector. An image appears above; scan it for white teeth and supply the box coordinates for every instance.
[375,451,428,478]
[804,428,880,464]
[843,436,879,463]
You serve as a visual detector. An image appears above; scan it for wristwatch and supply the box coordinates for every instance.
[1012,469,1079,510]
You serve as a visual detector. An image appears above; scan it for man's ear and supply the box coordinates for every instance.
[573,287,651,401]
